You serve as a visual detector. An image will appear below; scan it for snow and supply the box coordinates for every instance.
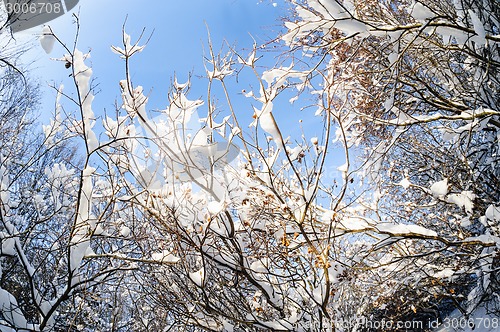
[388,109,498,127]
[446,191,475,214]
[0,168,9,212]
[255,319,294,330]
[432,268,455,279]
[120,226,131,237]
[399,177,411,189]
[261,66,307,90]
[1,224,36,279]
[430,178,448,198]
[189,267,205,287]
[93,224,105,236]
[70,240,90,274]
[73,50,92,96]
[231,126,241,136]
[42,84,65,146]
[388,52,399,65]
[321,210,335,223]
[337,216,371,231]
[69,166,95,273]
[39,26,55,54]
[222,319,234,332]
[174,77,189,90]
[80,166,95,219]
[84,245,95,258]
[207,200,224,216]
[485,205,500,221]
[313,283,327,303]
[238,48,256,66]
[337,163,348,181]
[72,49,99,151]
[334,19,368,36]
[0,288,28,329]
[206,56,234,80]
[463,235,500,246]
[376,223,438,237]
[258,281,283,306]
[436,26,469,45]
[250,260,268,274]
[286,145,304,161]
[209,218,229,237]
[0,233,16,256]
[337,163,348,173]
[151,250,180,264]
[411,2,434,22]
[110,32,145,58]
[120,83,149,120]
[136,165,162,191]
[256,103,283,148]
[165,92,203,125]
[309,0,348,19]
[468,10,486,46]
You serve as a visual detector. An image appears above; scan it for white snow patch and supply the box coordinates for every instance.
[399,177,411,189]
[432,268,455,279]
[207,201,225,216]
[120,226,131,237]
[0,288,28,328]
[313,283,327,303]
[250,260,268,274]
[411,2,434,22]
[463,235,500,246]
[485,205,500,221]
[39,26,55,54]
[0,233,16,256]
[376,223,438,237]
[151,250,180,264]
[447,191,475,214]
[189,267,205,287]
[430,178,448,198]
[468,10,486,46]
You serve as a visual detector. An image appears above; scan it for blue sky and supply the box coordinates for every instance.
[18,0,289,114]
[11,0,342,178]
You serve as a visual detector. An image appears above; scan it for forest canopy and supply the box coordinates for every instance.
[0,0,499,331]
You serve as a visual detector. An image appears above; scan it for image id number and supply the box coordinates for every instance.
[5,1,62,14]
